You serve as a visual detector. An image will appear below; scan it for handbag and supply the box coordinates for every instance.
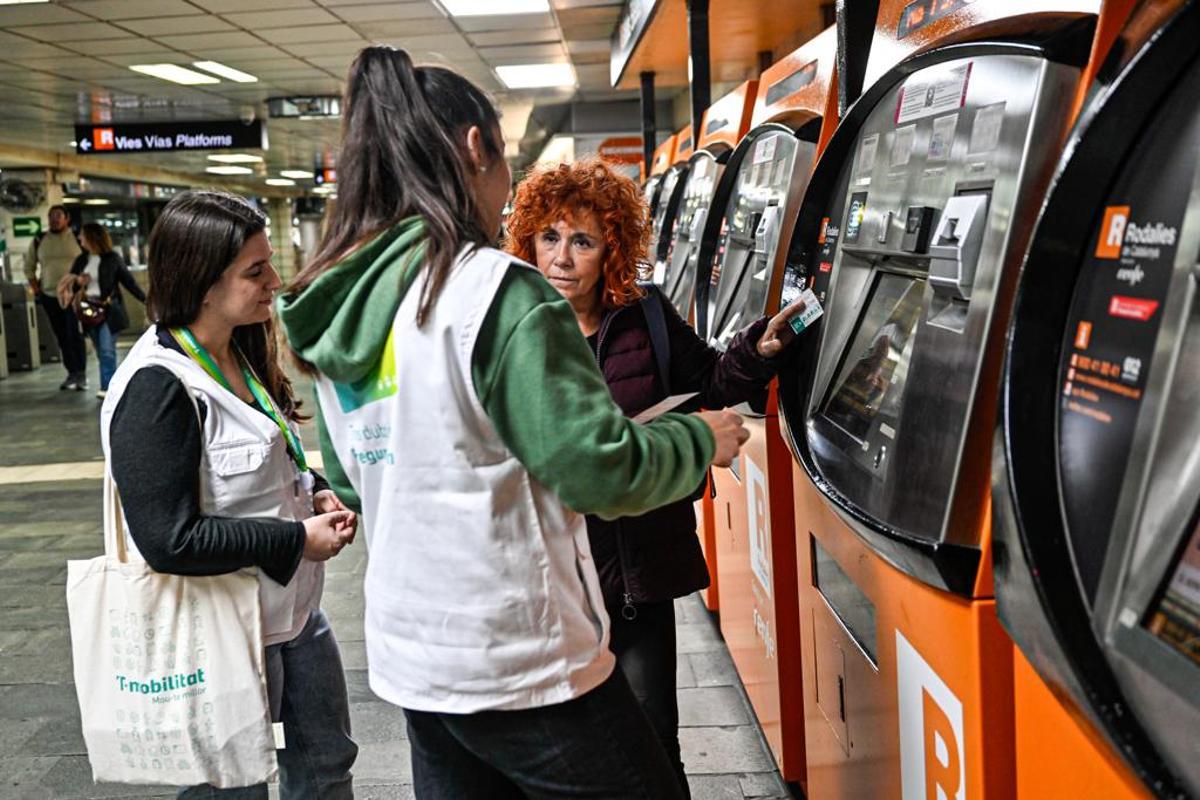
[66,401,278,787]
[74,293,109,329]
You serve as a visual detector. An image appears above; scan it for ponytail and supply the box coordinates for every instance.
[288,46,503,329]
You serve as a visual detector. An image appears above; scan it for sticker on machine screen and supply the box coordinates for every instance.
[896,631,966,800]
[745,455,772,597]
[895,62,972,125]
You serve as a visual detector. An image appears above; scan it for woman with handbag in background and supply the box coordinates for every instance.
[98,191,359,796]
[506,158,807,797]
[68,222,146,398]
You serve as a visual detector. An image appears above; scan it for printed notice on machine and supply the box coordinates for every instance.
[891,124,916,167]
[633,392,700,424]
[857,133,880,174]
[895,62,972,124]
[969,102,1006,154]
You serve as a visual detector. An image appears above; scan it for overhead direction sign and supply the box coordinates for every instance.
[12,217,41,238]
[74,120,267,155]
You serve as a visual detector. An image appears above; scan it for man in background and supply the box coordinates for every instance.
[30,205,86,390]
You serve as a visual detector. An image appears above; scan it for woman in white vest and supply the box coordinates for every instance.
[277,46,749,799]
[101,191,359,798]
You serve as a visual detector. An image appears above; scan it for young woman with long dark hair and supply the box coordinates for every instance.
[101,191,359,798]
[277,46,749,799]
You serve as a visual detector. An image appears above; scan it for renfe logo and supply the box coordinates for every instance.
[93,127,115,151]
[745,455,771,597]
[897,630,965,800]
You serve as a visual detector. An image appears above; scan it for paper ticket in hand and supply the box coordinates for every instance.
[633,392,700,424]
[788,288,824,335]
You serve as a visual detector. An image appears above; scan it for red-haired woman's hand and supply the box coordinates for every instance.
[756,297,807,358]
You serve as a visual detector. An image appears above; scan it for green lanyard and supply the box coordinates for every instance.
[170,327,309,472]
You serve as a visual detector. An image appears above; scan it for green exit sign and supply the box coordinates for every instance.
[11,217,41,238]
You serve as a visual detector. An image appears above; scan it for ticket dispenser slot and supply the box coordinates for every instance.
[927,191,989,333]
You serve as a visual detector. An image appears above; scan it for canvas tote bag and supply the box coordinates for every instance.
[67,459,277,786]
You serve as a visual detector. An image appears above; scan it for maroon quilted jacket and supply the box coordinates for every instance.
[587,287,776,611]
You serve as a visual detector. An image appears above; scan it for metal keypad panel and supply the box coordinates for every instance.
[707,130,814,350]
[663,153,721,319]
[804,54,1078,546]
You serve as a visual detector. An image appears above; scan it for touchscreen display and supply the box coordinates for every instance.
[1147,516,1200,667]
[821,273,924,444]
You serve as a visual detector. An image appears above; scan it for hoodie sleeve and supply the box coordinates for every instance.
[472,265,715,520]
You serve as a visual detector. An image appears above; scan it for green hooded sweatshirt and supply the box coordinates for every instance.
[276,218,715,518]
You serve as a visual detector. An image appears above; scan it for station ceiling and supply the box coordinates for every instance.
[0,0,628,188]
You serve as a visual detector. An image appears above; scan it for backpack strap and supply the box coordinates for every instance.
[638,282,671,395]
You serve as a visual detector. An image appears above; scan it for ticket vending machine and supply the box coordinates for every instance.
[660,81,757,325]
[994,2,1200,797]
[649,125,695,287]
[2,282,41,372]
[643,134,677,222]
[774,2,1102,797]
[693,29,839,787]
[36,303,61,364]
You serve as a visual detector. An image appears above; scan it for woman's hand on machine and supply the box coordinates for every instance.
[696,409,750,468]
[302,510,357,562]
[756,297,807,358]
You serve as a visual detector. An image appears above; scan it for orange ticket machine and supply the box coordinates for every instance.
[643,134,678,222]
[994,1,1200,796]
[690,28,840,787]
[772,1,1105,797]
[649,125,696,288]
[659,81,757,324]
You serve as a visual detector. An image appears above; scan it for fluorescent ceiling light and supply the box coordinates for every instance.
[266,178,296,186]
[61,197,80,203]
[0,1,51,4]
[439,0,548,16]
[193,61,258,83]
[130,63,219,85]
[280,170,314,179]
[208,154,262,163]
[83,199,110,206]
[206,165,254,175]
[495,63,575,90]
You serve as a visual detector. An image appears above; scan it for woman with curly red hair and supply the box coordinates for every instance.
[507,157,805,796]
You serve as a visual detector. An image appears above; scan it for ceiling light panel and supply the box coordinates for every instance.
[208,154,263,163]
[495,62,576,89]
[280,170,314,179]
[206,165,254,175]
[265,178,295,186]
[193,61,258,83]
[439,0,549,16]
[129,64,220,85]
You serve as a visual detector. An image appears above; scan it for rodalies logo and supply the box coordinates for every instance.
[896,630,965,800]
[1095,205,1177,261]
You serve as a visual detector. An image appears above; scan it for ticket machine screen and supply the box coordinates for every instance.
[1147,517,1200,667]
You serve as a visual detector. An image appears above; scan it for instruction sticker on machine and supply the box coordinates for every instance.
[895,62,972,124]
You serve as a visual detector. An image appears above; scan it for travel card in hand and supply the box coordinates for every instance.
[788,288,824,335]
[632,392,700,424]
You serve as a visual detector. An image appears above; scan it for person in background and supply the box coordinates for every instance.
[277,45,748,799]
[102,190,359,798]
[506,157,807,797]
[29,205,86,390]
[68,222,145,398]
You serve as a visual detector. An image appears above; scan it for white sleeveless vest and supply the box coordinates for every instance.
[314,246,614,713]
[101,328,323,647]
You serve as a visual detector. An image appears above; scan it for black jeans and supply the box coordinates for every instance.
[36,292,85,376]
[404,668,684,800]
[609,599,690,798]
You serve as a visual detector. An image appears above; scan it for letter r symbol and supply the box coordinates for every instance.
[1096,206,1130,259]
[923,689,961,800]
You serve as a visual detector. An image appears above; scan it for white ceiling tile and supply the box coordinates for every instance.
[279,40,365,58]
[329,2,440,22]
[189,0,318,10]
[573,63,609,86]
[119,16,237,36]
[0,4,91,25]
[9,22,132,41]
[0,33,76,59]
[74,38,175,56]
[155,31,264,51]
[565,37,609,55]
[468,28,560,47]
[258,24,365,44]
[478,43,567,62]
[455,13,555,32]
[61,0,199,19]
[222,8,340,29]
[358,17,455,37]
[189,46,296,62]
